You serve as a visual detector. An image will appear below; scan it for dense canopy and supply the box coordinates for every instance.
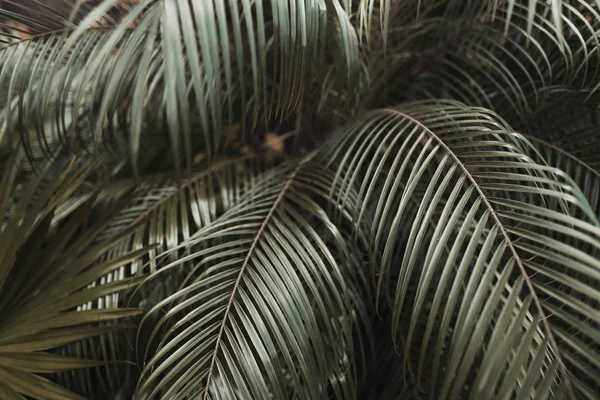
[0,1,599,399]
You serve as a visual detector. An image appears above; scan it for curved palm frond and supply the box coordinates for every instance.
[315,99,600,399]
[514,86,600,216]
[0,0,360,170]
[134,160,371,399]
[94,154,277,272]
[51,153,276,398]
[0,153,148,399]
[362,0,600,126]
[368,0,578,50]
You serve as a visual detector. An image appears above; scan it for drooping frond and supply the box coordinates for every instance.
[51,154,276,398]
[362,0,600,126]
[94,154,276,272]
[134,160,371,399]
[316,99,600,399]
[0,153,147,399]
[0,0,360,170]
[363,0,581,52]
[512,87,600,214]
[526,134,600,218]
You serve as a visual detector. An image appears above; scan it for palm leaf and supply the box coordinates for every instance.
[94,154,276,272]
[316,99,600,399]
[371,1,573,48]
[0,152,148,399]
[134,160,371,399]
[0,0,360,170]
[50,154,275,398]
[362,1,599,126]
[524,134,600,217]
[514,87,600,216]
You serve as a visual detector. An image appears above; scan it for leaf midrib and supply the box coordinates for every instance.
[202,164,300,399]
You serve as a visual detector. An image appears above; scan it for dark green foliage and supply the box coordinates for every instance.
[0,1,599,399]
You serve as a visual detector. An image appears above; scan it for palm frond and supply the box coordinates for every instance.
[134,160,371,399]
[0,153,146,399]
[316,99,600,399]
[362,0,600,126]
[50,154,276,398]
[0,0,360,170]
[95,154,276,272]
[369,0,577,49]
[513,86,600,216]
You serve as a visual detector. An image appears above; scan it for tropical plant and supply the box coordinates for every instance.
[0,0,599,399]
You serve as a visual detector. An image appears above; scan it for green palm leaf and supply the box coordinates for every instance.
[524,135,600,216]
[519,87,600,172]
[0,0,360,170]
[316,99,600,399]
[94,155,276,272]
[134,161,370,399]
[373,1,573,48]
[50,153,275,398]
[516,87,600,215]
[363,1,599,126]
[0,152,147,399]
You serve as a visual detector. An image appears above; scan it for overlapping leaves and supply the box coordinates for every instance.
[0,1,598,399]
[316,99,600,399]
[0,0,359,171]
[362,0,600,127]
[0,153,146,399]
[134,161,371,399]
[51,154,276,398]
